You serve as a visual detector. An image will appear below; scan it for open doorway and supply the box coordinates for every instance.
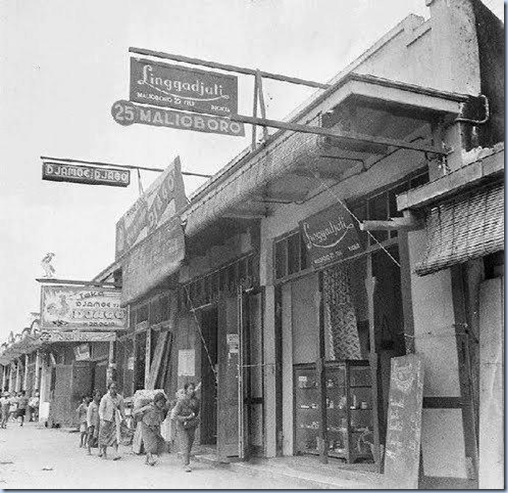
[200,307,218,445]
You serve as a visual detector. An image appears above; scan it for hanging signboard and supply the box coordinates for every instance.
[39,331,116,343]
[383,354,424,489]
[130,58,238,116]
[299,203,364,268]
[111,100,245,137]
[115,156,188,259]
[40,286,126,331]
[121,216,185,305]
[42,162,130,187]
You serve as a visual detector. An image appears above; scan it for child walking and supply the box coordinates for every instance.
[76,395,90,448]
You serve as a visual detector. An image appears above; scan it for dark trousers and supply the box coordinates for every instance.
[177,426,196,466]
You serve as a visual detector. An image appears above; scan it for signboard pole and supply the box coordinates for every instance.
[255,70,269,143]
[251,72,259,150]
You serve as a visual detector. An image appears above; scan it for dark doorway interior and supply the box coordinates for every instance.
[200,307,218,445]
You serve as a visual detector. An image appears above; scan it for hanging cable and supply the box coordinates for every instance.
[183,285,218,384]
[310,168,401,268]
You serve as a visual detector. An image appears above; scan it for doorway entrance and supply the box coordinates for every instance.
[200,307,218,445]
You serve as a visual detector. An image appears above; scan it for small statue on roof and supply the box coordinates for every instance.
[41,252,56,278]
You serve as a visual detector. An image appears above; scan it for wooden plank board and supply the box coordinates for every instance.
[383,354,424,489]
[148,332,168,390]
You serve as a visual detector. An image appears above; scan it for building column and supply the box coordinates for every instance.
[407,229,469,482]
[23,354,29,391]
[10,361,15,391]
[38,354,48,423]
[1,365,6,390]
[34,350,41,392]
[106,339,117,386]
[144,329,151,389]
[263,285,277,458]
[15,360,21,392]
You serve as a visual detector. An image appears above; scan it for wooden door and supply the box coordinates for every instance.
[51,364,73,426]
[217,294,241,458]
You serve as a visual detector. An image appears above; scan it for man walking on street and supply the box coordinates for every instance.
[17,391,28,427]
[98,381,125,460]
[171,382,200,473]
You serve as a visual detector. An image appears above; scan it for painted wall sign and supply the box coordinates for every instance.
[115,156,187,259]
[130,58,238,116]
[121,216,185,305]
[178,349,195,377]
[40,286,126,330]
[42,162,130,187]
[111,100,245,137]
[74,344,91,361]
[384,354,424,489]
[299,203,364,268]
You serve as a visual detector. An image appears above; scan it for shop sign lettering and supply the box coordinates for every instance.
[112,100,245,137]
[115,155,187,259]
[41,286,126,330]
[42,162,130,187]
[130,58,238,116]
[299,203,364,268]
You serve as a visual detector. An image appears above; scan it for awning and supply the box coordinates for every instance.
[415,181,504,276]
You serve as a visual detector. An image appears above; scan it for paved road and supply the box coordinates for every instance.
[0,422,301,489]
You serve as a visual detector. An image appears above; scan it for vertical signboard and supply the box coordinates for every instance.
[384,354,424,489]
[115,156,187,259]
[299,203,364,269]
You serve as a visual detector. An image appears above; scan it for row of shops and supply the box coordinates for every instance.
[0,0,503,488]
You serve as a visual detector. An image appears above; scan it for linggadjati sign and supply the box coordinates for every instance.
[41,286,126,330]
[130,58,238,116]
[300,203,364,268]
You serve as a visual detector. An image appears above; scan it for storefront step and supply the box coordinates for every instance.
[193,454,386,489]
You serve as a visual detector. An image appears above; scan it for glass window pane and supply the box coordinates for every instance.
[287,233,301,275]
[275,240,287,279]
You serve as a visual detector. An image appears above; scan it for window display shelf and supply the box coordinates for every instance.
[294,360,375,464]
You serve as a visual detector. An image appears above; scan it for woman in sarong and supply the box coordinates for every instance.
[134,392,168,466]
[98,381,125,460]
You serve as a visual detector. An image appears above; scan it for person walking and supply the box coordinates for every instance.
[98,381,125,460]
[171,382,200,472]
[134,392,168,466]
[76,395,90,448]
[86,390,101,456]
[0,392,10,428]
[16,391,29,427]
[28,391,40,422]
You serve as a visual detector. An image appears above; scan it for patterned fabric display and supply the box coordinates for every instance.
[323,264,362,360]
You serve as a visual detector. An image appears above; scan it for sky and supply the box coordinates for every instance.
[0,0,503,341]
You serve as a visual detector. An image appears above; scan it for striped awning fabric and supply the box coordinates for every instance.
[415,181,504,276]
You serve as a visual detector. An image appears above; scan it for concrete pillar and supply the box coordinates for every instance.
[281,283,293,456]
[9,362,15,391]
[263,285,277,458]
[38,354,48,423]
[34,350,41,392]
[15,360,21,392]
[1,365,6,390]
[106,340,117,386]
[407,230,468,480]
[144,330,151,389]
[478,277,503,488]
[23,354,29,390]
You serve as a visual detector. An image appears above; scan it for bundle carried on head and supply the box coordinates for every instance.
[133,389,167,410]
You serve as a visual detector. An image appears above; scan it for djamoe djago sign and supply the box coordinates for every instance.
[300,203,364,268]
[42,162,130,187]
[40,285,126,330]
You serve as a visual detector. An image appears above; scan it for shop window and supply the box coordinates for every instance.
[287,233,301,275]
[275,239,288,279]
[275,232,310,280]
[181,254,258,310]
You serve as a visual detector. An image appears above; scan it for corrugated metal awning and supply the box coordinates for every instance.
[415,181,504,276]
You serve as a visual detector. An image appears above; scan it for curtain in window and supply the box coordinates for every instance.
[323,263,362,360]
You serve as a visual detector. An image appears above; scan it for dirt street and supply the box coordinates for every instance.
[0,422,301,489]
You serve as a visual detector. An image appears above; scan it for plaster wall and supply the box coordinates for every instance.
[407,229,467,478]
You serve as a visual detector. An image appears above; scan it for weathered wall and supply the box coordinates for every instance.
[408,229,467,479]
